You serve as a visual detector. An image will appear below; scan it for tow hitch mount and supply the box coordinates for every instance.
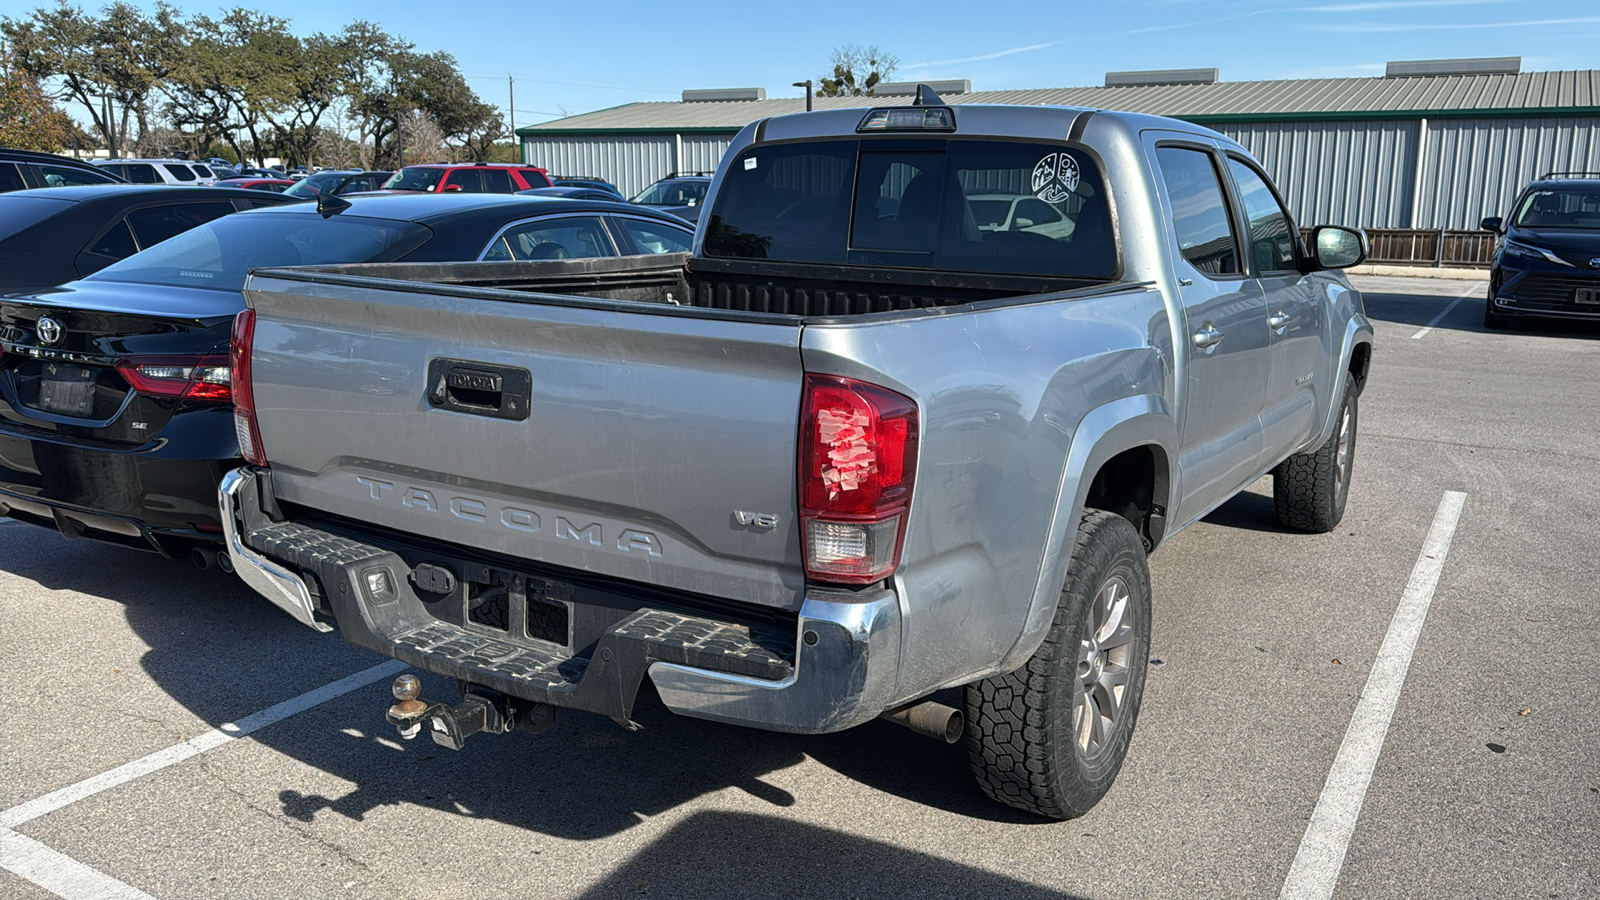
[385,674,554,750]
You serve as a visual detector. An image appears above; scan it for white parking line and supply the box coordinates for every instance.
[1278,490,1467,900]
[1411,284,1483,339]
[0,828,157,900]
[0,658,407,899]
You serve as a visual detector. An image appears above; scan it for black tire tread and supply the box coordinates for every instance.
[1273,373,1357,533]
[964,510,1150,819]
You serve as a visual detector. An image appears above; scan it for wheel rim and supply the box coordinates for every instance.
[1074,573,1135,760]
[1334,401,1353,498]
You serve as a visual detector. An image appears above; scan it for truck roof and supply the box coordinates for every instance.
[753,102,1232,148]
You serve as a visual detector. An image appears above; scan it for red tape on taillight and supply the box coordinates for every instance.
[230,309,267,466]
[799,375,918,585]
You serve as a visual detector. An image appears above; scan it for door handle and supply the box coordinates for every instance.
[1269,310,1291,331]
[1192,325,1225,350]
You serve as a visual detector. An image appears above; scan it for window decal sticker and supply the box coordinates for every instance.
[1032,153,1079,203]
[744,157,758,171]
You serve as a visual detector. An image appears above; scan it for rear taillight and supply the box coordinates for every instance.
[799,375,918,585]
[115,356,231,401]
[230,309,267,466]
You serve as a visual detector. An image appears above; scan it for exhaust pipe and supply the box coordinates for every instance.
[190,547,214,570]
[880,700,964,743]
[215,551,234,574]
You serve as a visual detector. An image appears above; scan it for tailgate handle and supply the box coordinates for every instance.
[426,359,532,421]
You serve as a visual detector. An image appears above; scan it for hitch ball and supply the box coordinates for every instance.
[392,674,421,702]
[387,674,429,740]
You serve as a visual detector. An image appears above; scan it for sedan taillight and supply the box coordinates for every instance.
[116,355,231,401]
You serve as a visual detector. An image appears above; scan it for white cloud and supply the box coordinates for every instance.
[902,43,1059,70]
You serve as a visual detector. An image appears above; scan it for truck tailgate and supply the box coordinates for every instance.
[242,273,807,608]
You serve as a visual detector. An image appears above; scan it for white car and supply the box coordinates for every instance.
[967,192,1077,240]
[92,158,217,186]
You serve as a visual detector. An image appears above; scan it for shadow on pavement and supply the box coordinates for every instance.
[572,810,1092,900]
[1200,487,1296,534]
[1,523,1045,840]
[1361,287,1600,338]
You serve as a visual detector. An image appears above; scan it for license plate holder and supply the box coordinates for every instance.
[1576,287,1600,305]
[37,365,95,416]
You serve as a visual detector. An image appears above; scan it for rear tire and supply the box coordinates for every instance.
[1273,373,1358,533]
[964,510,1152,819]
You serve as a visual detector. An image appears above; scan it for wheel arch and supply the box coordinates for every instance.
[995,394,1176,674]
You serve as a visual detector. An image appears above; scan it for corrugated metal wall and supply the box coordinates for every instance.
[527,118,1600,230]
[521,133,735,198]
[1219,120,1418,229]
[1417,117,1600,228]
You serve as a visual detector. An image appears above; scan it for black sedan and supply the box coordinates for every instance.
[0,193,695,560]
[1482,174,1600,328]
[0,184,296,294]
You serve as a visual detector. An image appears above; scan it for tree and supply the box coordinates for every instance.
[261,32,351,167]
[0,53,74,150]
[816,44,898,97]
[165,9,296,165]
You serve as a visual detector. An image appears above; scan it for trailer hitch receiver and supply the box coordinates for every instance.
[385,675,554,750]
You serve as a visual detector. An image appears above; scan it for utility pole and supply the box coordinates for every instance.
[509,74,518,163]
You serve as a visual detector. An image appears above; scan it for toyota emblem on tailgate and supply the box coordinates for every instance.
[35,316,63,345]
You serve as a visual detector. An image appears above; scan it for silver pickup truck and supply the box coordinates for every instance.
[222,90,1374,819]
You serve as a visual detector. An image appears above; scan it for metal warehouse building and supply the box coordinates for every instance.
[518,58,1600,232]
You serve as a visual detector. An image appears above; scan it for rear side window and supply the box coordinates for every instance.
[1155,147,1241,277]
[127,202,237,248]
[119,164,160,184]
[616,217,692,254]
[87,220,138,258]
[163,164,197,182]
[482,216,616,260]
[518,169,552,188]
[192,165,214,178]
[0,164,27,192]
[36,164,117,187]
[481,168,512,193]
[705,139,1115,278]
[1225,158,1297,274]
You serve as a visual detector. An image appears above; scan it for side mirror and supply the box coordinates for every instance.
[442,184,464,193]
[1480,216,1503,233]
[1309,225,1367,270]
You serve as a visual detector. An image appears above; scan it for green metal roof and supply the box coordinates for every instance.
[518,69,1600,137]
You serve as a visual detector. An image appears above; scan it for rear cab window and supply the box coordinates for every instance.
[703,139,1116,279]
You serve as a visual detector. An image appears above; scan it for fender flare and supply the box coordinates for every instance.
[1313,314,1374,447]
[993,394,1177,674]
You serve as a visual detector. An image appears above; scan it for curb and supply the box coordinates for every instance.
[1348,263,1489,281]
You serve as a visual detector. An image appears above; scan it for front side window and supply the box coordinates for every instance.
[0,163,25,192]
[1155,147,1241,277]
[446,170,483,193]
[383,167,446,192]
[482,216,616,261]
[704,139,1115,278]
[1226,158,1298,275]
[163,163,197,182]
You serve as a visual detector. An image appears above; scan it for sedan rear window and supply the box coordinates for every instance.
[86,213,432,291]
[704,139,1115,279]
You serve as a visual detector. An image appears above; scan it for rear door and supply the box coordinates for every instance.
[1147,137,1269,523]
[1222,155,1327,461]
[245,275,809,607]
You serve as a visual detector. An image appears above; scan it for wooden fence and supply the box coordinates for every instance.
[1302,227,1497,268]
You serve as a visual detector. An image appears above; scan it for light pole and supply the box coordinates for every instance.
[793,80,813,112]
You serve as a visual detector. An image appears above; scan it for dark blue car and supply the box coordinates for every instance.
[1482,173,1600,328]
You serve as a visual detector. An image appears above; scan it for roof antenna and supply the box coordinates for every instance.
[315,190,351,219]
[912,84,944,107]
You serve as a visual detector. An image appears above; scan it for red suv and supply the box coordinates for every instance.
[381,162,552,194]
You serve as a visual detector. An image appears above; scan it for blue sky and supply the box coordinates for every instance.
[10,0,1600,127]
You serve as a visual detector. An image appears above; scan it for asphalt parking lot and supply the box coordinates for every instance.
[1,274,1596,900]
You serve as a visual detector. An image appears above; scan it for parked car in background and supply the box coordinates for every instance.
[282,169,393,200]
[553,176,625,201]
[212,177,295,193]
[632,172,712,222]
[0,191,694,561]
[519,185,646,204]
[1481,172,1600,329]
[0,149,127,192]
[0,184,292,294]
[968,192,1078,240]
[94,158,216,186]
[381,162,552,194]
